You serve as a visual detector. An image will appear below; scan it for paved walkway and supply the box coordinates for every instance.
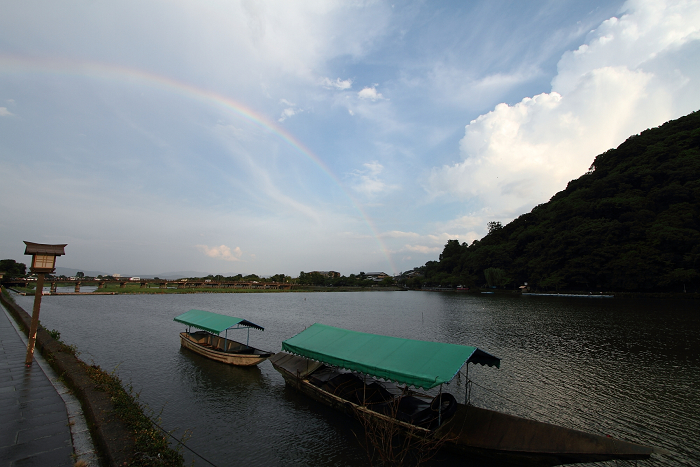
[0,303,98,467]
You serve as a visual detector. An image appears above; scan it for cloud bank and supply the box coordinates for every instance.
[426,0,700,224]
[197,244,244,262]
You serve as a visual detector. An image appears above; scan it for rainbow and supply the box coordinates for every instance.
[0,55,397,274]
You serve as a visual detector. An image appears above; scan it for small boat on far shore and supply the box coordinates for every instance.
[174,309,273,366]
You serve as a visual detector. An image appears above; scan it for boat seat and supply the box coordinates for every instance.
[227,343,248,351]
[363,382,396,405]
[320,373,365,404]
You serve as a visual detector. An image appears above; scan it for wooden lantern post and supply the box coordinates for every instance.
[23,241,66,366]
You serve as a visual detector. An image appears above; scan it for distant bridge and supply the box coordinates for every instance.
[1,278,296,293]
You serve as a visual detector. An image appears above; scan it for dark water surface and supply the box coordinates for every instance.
[13,291,700,466]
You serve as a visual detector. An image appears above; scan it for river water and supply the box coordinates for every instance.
[12,291,700,466]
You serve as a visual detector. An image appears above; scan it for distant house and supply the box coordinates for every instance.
[365,272,389,282]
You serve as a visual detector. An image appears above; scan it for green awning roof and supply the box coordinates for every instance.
[173,309,264,334]
[281,323,499,389]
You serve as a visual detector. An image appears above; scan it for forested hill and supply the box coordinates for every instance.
[419,110,700,293]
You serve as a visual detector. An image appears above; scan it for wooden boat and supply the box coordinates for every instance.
[270,323,661,466]
[173,309,273,366]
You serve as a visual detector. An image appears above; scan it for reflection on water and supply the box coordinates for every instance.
[12,291,700,466]
[176,348,266,399]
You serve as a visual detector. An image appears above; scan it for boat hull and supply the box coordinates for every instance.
[439,404,652,466]
[179,332,272,366]
[270,352,654,466]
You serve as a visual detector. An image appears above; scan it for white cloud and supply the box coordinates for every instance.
[426,0,700,232]
[358,86,384,101]
[320,77,353,90]
[278,99,302,122]
[350,161,398,197]
[196,244,244,262]
[0,107,14,117]
[278,107,298,122]
[403,244,441,254]
[381,230,420,239]
[429,65,541,109]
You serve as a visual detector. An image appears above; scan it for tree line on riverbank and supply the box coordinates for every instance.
[407,110,700,293]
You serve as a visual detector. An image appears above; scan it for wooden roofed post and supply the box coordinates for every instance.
[23,241,66,367]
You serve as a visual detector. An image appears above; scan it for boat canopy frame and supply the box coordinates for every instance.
[174,309,264,346]
[282,323,500,390]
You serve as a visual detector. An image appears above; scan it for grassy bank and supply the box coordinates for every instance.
[82,363,184,466]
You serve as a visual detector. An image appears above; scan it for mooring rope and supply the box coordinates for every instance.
[150,419,219,467]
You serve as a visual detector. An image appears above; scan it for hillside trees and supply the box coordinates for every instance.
[417,110,700,293]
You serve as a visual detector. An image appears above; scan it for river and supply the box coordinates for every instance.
[12,291,700,466]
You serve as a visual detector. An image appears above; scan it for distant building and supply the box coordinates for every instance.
[365,272,389,282]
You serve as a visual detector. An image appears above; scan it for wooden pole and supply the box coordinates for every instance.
[25,272,45,366]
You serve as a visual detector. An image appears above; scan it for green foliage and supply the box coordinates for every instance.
[487,221,503,233]
[484,268,509,288]
[381,276,395,287]
[44,326,79,356]
[0,259,26,277]
[1,286,16,303]
[419,110,700,293]
[84,364,184,466]
[268,273,288,283]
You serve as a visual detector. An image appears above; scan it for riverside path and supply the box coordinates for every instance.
[0,303,97,467]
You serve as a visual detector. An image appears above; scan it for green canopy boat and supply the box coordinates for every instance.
[281,323,499,389]
[174,309,273,366]
[271,323,660,465]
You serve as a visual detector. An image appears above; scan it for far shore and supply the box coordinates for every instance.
[9,285,408,295]
[7,285,699,300]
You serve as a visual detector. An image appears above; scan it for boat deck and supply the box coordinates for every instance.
[271,352,457,430]
[185,330,270,355]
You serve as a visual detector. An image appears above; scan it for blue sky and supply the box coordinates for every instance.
[2,0,699,277]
